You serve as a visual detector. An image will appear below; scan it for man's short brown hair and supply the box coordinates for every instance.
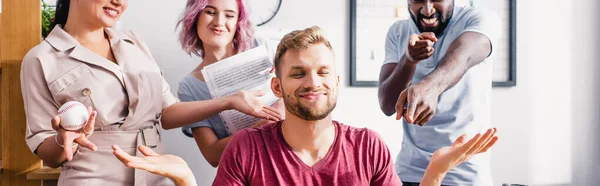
[273,26,333,77]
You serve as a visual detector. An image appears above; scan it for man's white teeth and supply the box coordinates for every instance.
[423,18,437,24]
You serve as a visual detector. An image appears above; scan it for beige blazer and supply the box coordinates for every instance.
[21,25,178,186]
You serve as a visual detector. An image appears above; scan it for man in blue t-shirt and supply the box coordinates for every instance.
[378,0,498,185]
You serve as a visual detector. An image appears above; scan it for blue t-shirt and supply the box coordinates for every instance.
[383,6,498,186]
[179,38,278,139]
[178,75,230,139]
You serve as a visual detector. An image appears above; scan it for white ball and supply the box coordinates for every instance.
[58,101,89,130]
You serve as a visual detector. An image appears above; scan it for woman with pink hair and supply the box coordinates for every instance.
[173,0,284,167]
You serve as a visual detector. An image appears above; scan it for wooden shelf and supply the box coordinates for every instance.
[2,0,44,185]
[26,167,60,181]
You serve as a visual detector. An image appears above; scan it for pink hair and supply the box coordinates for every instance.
[177,0,254,57]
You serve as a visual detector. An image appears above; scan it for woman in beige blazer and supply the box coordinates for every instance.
[20,0,280,185]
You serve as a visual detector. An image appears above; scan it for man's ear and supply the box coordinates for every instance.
[336,75,340,87]
[271,77,283,98]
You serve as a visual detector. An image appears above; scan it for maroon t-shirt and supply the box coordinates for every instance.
[213,120,402,186]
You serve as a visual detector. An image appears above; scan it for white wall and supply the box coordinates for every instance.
[118,0,599,186]
[489,0,574,185]
[571,0,600,185]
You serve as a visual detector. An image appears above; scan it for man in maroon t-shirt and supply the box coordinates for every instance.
[211,26,402,186]
[112,26,498,186]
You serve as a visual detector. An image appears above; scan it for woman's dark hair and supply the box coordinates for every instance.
[50,0,70,29]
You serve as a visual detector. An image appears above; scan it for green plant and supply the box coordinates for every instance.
[41,0,55,38]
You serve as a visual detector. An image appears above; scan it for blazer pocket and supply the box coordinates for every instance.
[47,64,96,110]
[48,64,91,96]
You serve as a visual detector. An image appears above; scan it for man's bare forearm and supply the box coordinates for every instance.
[378,55,417,116]
[420,47,469,94]
[420,32,491,94]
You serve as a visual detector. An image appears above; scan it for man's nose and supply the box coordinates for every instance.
[421,2,436,17]
[304,73,323,89]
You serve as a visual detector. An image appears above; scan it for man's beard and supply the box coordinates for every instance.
[282,87,337,121]
[409,5,453,36]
